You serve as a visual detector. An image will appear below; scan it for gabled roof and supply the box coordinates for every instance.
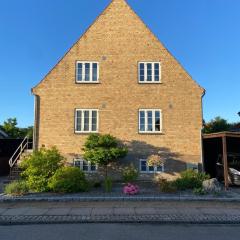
[32,0,204,94]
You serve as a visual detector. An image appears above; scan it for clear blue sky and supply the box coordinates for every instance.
[0,0,239,127]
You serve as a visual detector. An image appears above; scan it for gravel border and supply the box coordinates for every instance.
[1,195,240,203]
[1,214,240,225]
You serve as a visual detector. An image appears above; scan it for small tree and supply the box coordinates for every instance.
[83,134,128,177]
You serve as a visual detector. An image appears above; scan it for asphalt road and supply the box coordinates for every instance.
[0,224,240,240]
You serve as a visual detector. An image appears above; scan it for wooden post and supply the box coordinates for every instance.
[222,136,229,190]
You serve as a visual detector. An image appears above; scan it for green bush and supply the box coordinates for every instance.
[104,177,112,193]
[48,167,89,193]
[174,170,210,191]
[20,147,64,192]
[122,164,138,183]
[157,178,177,193]
[193,187,206,195]
[4,181,29,196]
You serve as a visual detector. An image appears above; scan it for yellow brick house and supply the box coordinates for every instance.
[32,0,205,179]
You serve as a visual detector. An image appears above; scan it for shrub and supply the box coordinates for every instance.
[193,187,206,195]
[92,181,102,188]
[104,177,112,193]
[20,147,64,192]
[122,164,138,183]
[4,181,29,196]
[48,167,89,193]
[123,183,139,195]
[157,178,177,193]
[174,170,210,191]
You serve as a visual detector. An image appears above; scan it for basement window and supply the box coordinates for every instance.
[74,159,97,172]
[139,109,162,133]
[76,62,99,83]
[138,62,161,83]
[75,109,99,133]
[140,159,164,173]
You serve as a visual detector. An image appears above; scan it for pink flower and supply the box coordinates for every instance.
[123,183,139,195]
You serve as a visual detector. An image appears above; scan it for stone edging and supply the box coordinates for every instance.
[1,195,240,203]
[1,214,240,225]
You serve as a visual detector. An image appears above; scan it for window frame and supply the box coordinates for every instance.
[76,61,100,83]
[73,158,98,173]
[139,159,164,173]
[75,109,99,134]
[138,109,163,134]
[138,62,162,83]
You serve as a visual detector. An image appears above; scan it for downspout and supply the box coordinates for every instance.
[32,91,40,151]
[200,89,206,172]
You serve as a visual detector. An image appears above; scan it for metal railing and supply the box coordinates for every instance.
[9,136,32,168]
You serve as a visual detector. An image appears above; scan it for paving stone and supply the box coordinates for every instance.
[114,207,135,215]
[69,208,92,215]
[45,208,71,216]
[1,207,29,216]
[135,208,158,215]
[92,208,113,215]
[22,208,49,216]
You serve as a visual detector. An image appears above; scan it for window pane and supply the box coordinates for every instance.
[147,63,152,81]
[141,160,147,171]
[77,63,82,81]
[83,161,89,171]
[92,111,97,131]
[74,160,81,167]
[84,111,90,131]
[155,111,161,132]
[154,63,160,81]
[76,111,82,131]
[140,63,145,81]
[85,63,90,81]
[139,111,145,131]
[91,164,96,171]
[147,111,153,131]
[92,63,98,81]
[149,166,154,172]
[157,165,163,172]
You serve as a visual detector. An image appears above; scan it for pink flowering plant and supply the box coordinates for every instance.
[123,183,139,195]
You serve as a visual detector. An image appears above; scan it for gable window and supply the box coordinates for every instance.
[138,62,161,83]
[139,109,162,133]
[75,109,99,133]
[76,62,99,83]
[140,159,164,173]
[74,159,97,172]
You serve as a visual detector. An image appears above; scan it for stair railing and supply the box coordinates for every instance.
[9,136,31,168]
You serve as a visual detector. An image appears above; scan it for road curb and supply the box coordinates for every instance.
[1,214,240,225]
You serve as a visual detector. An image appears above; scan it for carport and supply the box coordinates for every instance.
[203,132,240,190]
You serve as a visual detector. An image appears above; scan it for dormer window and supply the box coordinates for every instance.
[138,62,161,83]
[76,61,99,83]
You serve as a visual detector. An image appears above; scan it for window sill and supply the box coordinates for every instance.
[75,81,100,84]
[138,131,164,135]
[75,131,99,135]
[140,172,164,174]
[138,81,162,84]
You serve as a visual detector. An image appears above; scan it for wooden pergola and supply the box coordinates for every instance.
[203,132,240,190]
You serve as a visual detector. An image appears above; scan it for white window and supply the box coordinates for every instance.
[138,62,161,83]
[139,109,162,133]
[75,109,99,133]
[140,159,164,173]
[74,159,97,172]
[76,61,99,83]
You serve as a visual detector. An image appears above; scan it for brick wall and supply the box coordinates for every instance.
[32,0,204,178]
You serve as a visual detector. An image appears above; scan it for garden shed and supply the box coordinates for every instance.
[203,132,240,189]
